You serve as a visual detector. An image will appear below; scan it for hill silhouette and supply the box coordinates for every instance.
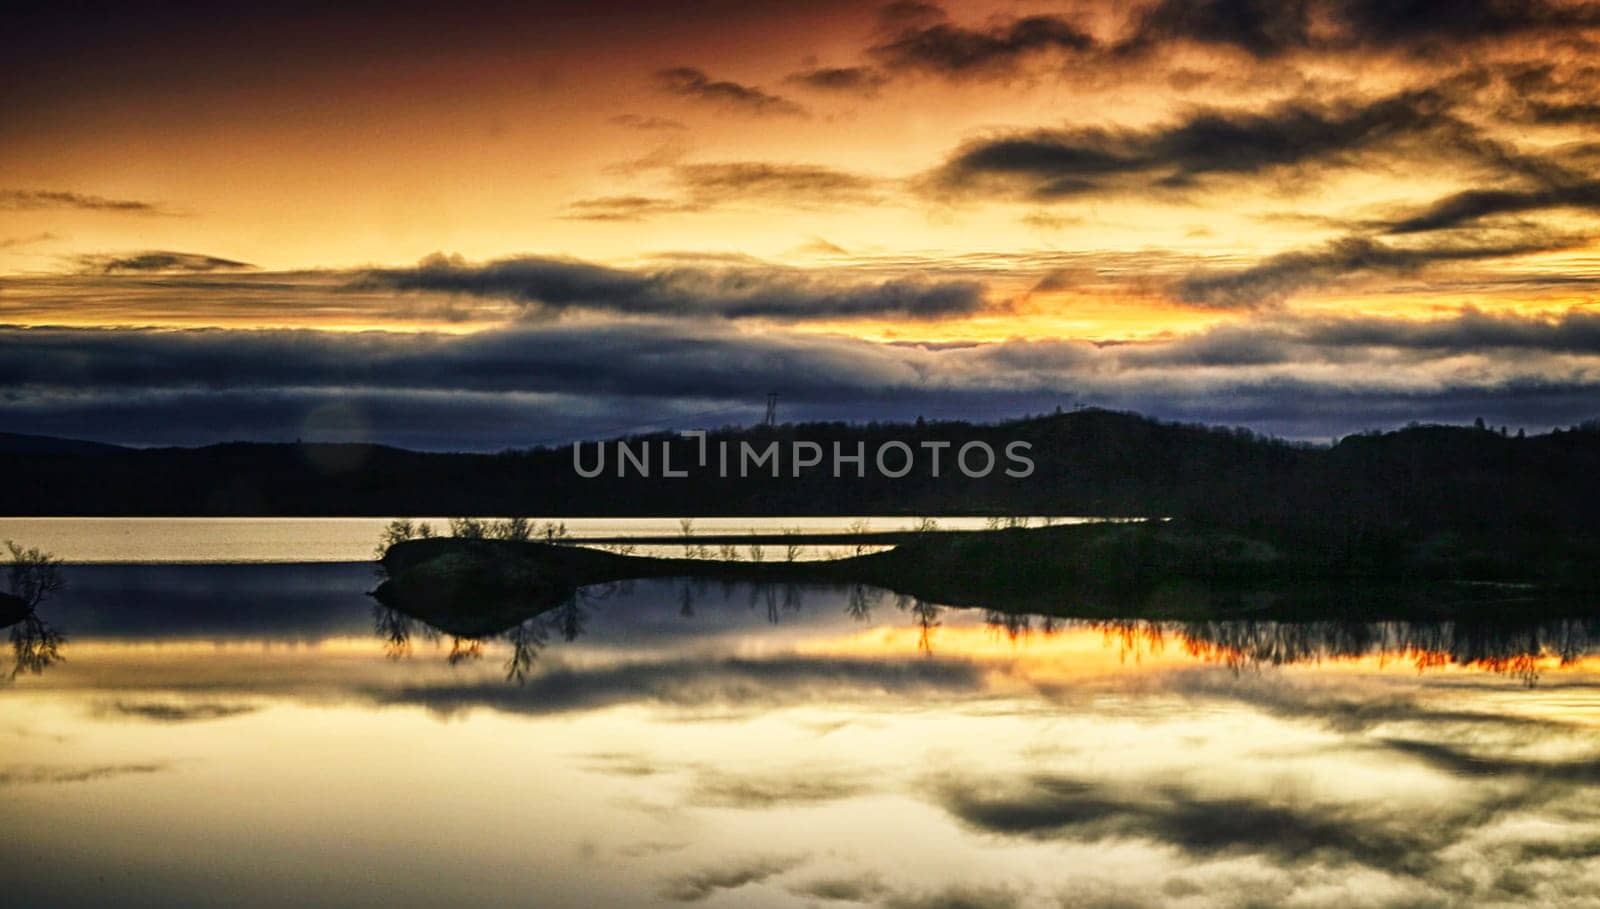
[2,410,1597,539]
[0,431,130,457]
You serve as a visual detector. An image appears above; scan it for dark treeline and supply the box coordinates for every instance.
[3,409,1599,538]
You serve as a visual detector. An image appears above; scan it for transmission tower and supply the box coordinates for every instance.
[764,392,778,427]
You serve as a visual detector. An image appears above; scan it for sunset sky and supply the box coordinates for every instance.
[5,0,1600,448]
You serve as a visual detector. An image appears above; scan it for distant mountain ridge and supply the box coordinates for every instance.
[0,410,1597,535]
[0,432,130,456]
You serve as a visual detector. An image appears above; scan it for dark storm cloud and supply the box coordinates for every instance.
[6,303,1600,447]
[1172,232,1583,308]
[926,91,1459,201]
[1101,307,1600,367]
[76,250,257,274]
[1326,0,1600,46]
[655,67,808,118]
[1502,61,1600,93]
[0,386,628,451]
[784,65,890,95]
[1298,307,1600,354]
[870,12,1094,76]
[1494,61,1600,123]
[2,362,1595,450]
[1385,181,1600,233]
[2,305,1591,386]
[1524,100,1600,124]
[1124,0,1600,59]
[864,0,1600,78]
[0,188,164,213]
[0,321,943,401]
[359,254,984,320]
[1121,0,1315,59]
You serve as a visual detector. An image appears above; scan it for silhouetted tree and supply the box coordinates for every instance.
[448,517,488,539]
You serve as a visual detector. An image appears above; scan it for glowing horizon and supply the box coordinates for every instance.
[5,1,1600,446]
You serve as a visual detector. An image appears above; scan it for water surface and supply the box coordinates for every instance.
[0,516,1084,563]
[5,564,1600,907]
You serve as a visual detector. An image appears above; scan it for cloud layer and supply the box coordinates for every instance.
[5,1,1600,445]
[655,67,808,118]
[5,301,1600,447]
[358,254,985,321]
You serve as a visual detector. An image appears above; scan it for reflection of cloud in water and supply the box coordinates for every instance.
[369,655,987,719]
[786,872,888,903]
[1379,738,1600,783]
[687,769,870,808]
[578,751,665,778]
[1160,672,1581,735]
[657,853,807,902]
[881,883,1023,909]
[931,768,1600,904]
[0,763,169,785]
[91,699,258,723]
[937,773,1435,872]
[14,567,1600,908]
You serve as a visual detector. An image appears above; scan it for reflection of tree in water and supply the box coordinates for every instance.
[752,584,778,624]
[893,595,943,655]
[501,617,548,683]
[8,613,66,679]
[1082,617,1600,685]
[984,609,1042,643]
[446,637,484,666]
[548,596,588,642]
[847,584,883,622]
[858,597,1594,678]
[379,577,831,682]
[660,578,974,653]
[373,590,594,684]
[372,604,438,660]
[738,583,805,624]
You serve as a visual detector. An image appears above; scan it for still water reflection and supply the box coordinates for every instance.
[6,564,1600,907]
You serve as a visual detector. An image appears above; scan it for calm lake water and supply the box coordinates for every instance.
[5,558,1600,905]
[0,516,1089,563]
